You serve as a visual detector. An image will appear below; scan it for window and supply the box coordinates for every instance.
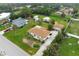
[49,33,52,36]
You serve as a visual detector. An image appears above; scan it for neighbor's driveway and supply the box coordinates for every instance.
[0,34,30,56]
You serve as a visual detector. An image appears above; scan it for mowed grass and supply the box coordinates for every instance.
[50,14,67,27]
[4,20,38,55]
[58,37,79,56]
[0,23,12,31]
[4,19,49,55]
[67,21,79,36]
[0,25,6,31]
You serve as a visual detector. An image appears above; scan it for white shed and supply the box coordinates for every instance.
[33,15,40,22]
[43,17,50,22]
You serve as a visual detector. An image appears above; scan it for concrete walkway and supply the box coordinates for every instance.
[66,33,79,39]
[0,34,30,56]
[71,18,79,21]
[0,31,4,35]
[34,31,58,56]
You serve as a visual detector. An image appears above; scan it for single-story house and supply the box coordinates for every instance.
[53,22,64,31]
[0,13,11,24]
[56,7,74,16]
[12,17,27,27]
[28,26,52,41]
[33,15,40,22]
[43,17,51,22]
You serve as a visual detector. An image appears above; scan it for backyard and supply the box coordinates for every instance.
[50,14,68,27]
[58,37,79,56]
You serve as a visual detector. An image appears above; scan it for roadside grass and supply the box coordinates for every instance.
[67,21,79,36]
[58,37,79,56]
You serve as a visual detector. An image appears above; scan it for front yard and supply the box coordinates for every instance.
[3,14,68,55]
[58,37,79,56]
[3,19,49,55]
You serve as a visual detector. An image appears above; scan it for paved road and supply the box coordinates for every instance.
[66,33,79,39]
[34,31,58,56]
[0,35,30,56]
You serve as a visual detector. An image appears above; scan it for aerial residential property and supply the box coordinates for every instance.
[0,3,79,56]
[28,25,51,41]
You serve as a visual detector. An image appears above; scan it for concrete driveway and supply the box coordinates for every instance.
[34,31,58,56]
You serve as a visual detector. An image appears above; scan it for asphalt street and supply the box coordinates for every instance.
[0,34,30,56]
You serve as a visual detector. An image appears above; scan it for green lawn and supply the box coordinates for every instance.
[67,21,79,36]
[4,20,38,55]
[33,13,67,27]
[32,14,46,19]
[3,14,68,55]
[4,19,49,55]
[0,23,11,31]
[0,25,6,31]
[58,37,79,56]
[50,14,68,27]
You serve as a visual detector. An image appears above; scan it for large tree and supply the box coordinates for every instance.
[20,7,32,18]
[48,23,53,31]
[43,43,59,56]
[32,7,52,16]
[10,6,32,19]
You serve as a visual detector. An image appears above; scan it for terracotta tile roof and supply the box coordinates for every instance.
[28,26,50,39]
[54,22,64,29]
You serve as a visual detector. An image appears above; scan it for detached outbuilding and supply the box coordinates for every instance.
[43,17,50,22]
[33,15,40,22]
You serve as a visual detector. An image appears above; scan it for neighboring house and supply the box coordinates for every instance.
[33,15,40,22]
[56,7,74,16]
[28,26,52,41]
[26,5,31,8]
[43,17,50,22]
[53,22,64,31]
[0,13,11,24]
[12,17,27,27]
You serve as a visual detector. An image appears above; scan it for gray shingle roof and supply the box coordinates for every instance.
[12,17,26,27]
